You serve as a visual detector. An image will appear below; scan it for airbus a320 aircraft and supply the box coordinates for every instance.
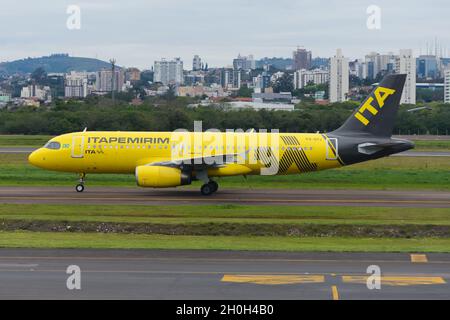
[29,74,413,195]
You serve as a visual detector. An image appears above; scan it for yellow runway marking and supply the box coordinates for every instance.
[221,274,324,285]
[411,254,428,263]
[331,286,339,300]
[342,276,445,286]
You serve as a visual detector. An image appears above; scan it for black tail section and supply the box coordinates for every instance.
[332,74,406,137]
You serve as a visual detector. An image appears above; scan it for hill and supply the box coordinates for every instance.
[256,57,293,70]
[0,54,116,75]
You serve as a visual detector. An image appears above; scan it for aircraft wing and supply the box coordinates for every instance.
[147,150,250,169]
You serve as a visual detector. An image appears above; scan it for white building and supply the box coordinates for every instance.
[20,85,51,101]
[220,69,241,89]
[445,69,450,103]
[329,49,349,103]
[95,69,125,92]
[355,61,369,79]
[233,54,256,71]
[0,92,11,106]
[154,58,184,85]
[364,52,396,79]
[227,101,295,111]
[65,71,88,98]
[177,84,225,98]
[270,71,285,83]
[293,69,329,90]
[395,49,416,104]
[252,73,271,90]
[193,55,202,71]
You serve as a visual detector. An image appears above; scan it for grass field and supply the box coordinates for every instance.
[0,153,448,190]
[0,204,449,226]
[414,140,450,151]
[0,204,448,251]
[1,231,449,252]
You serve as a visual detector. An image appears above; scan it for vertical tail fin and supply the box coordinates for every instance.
[332,74,406,137]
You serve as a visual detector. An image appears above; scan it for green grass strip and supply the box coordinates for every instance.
[0,204,449,226]
[0,231,449,252]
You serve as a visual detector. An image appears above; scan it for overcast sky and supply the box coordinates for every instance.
[1,0,449,69]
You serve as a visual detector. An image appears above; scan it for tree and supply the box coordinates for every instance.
[272,73,294,93]
[31,67,48,85]
[162,84,176,101]
[140,70,154,86]
[237,84,253,98]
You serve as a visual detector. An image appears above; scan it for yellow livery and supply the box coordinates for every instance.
[29,74,414,195]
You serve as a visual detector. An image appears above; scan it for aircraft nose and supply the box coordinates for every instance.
[28,149,43,168]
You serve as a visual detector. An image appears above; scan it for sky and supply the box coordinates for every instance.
[1,0,449,69]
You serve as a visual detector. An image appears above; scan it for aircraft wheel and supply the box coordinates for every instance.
[75,184,85,193]
[200,183,213,196]
[208,180,218,193]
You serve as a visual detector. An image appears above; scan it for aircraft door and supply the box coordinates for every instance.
[71,136,85,158]
[326,138,338,160]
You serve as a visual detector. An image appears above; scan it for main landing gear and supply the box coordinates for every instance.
[200,180,219,196]
[75,173,86,193]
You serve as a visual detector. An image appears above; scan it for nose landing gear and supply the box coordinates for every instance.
[75,173,86,192]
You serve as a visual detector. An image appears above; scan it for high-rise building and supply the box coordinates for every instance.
[125,68,141,82]
[349,59,364,78]
[154,58,184,85]
[47,74,65,98]
[233,54,256,71]
[253,72,271,90]
[20,84,52,101]
[293,48,312,70]
[395,49,416,104]
[193,55,202,71]
[441,58,450,70]
[184,73,205,86]
[364,52,396,79]
[96,69,125,92]
[220,69,241,89]
[311,57,329,69]
[444,69,450,103]
[65,71,88,98]
[329,49,349,103]
[293,69,329,90]
[416,55,439,79]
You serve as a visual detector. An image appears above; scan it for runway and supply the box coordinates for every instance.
[1,186,450,207]
[393,151,450,157]
[0,249,448,299]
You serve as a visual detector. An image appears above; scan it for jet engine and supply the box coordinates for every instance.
[135,166,191,188]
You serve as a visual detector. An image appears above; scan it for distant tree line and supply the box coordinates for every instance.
[0,97,449,135]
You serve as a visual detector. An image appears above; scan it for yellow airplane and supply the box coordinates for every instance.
[29,74,414,195]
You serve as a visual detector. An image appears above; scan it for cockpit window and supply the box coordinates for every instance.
[44,141,61,150]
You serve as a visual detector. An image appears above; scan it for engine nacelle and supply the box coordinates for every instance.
[135,166,191,188]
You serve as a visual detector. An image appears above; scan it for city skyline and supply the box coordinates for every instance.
[1,0,450,69]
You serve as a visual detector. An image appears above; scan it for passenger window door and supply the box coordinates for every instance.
[326,138,338,160]
[72,136,84,158]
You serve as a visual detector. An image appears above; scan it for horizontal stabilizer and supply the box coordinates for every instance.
[358,140,414,155]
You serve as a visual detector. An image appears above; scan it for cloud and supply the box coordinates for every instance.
[0,0,449,68]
